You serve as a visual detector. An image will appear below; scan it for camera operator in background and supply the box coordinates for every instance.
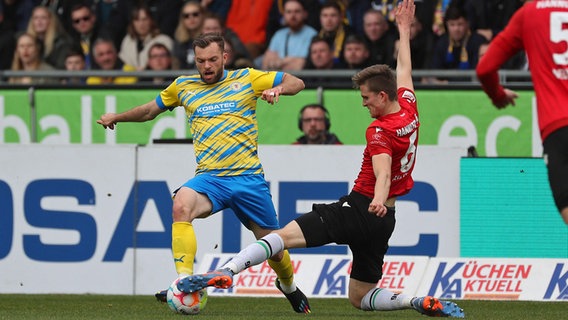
[293,104,343,145]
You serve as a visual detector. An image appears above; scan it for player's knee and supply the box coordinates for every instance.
[172,199,193,222]
[348,293,363,310]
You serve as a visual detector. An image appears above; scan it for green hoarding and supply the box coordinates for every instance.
[1,88,535,156]
[460,158,567,258]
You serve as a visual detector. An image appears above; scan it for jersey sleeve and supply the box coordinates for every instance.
[476,6,526,104]
[248,68,284,95]
[398,87,417,112]
[366,124,393,157]
[155,78,181,110]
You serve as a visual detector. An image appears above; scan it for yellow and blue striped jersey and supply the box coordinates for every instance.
[156,68,284,176]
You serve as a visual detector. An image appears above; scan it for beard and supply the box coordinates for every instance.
[200,68,223,84]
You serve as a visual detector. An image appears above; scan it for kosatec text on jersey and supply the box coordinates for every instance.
[196,101,237,116]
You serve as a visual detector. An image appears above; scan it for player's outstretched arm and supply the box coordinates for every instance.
[395,0,415,92]
[97,100,165,130]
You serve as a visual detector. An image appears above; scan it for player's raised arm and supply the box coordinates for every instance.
[262,73,305,104]
[395,0,415,92]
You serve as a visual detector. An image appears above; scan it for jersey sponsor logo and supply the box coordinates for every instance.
[195,101,237,116]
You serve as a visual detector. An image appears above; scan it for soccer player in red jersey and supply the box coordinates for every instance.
[178,1,464,317]
[476,0,568,225]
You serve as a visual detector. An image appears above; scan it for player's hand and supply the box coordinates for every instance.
[395,0,415,26]
[97,113,118,130]
[369,200,388,217]
[261,86,283,105]
[494,88,518,109]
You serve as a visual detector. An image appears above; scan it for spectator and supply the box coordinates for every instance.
[69,3,99,69]
[87,38,137,84]
[0,2,16,71]
[93,0,129,49]
[318,0,352,65]
[118,4,174,70]
[40,0,84,33]
[430,0,452,37]
[2,0,36,32]
[464,0,523,42]
[266,0,322,43]
[262,0,317,71]
[225,0,273,59]
[427,5,486,83]
[304,36,340,70]
[224,38,254,69]
[370,0,400,24]
[201,0,232,21]
[340,34,371,70]
[26,5,74,69]
[8,33,59,84]
[344,0,372,36]
[294,104,342,144]
[394,13,435,70]
[173,0,204,70]
[141,42,175,85]
[143,0,184,39]
[202,12,251,66]
[61,47,86,84]
[362,9,397,68]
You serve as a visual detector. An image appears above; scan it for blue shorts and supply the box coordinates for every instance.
[180,174,279,230]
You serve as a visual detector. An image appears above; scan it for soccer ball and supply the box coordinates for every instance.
[166,277,208,315]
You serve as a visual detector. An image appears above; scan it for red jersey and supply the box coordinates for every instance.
[476,0,568,140]
[353,88,419,199]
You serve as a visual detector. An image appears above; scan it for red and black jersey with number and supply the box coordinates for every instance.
[353,88,419,199]
[476,0,568,141]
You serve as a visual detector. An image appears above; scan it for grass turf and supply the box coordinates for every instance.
[0,295,565,319]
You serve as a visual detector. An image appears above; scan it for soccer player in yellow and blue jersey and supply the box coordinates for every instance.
[97,33,310,313]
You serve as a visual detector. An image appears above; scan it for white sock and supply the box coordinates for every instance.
[360,288,413,311]
[221,233,285,274]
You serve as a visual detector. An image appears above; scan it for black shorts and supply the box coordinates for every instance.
[543,126,568,211]
[295,191,396,284]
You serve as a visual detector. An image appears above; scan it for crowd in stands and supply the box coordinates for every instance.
[0,0,527,85]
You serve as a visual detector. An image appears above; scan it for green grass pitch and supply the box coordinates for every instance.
[0,295,565,319]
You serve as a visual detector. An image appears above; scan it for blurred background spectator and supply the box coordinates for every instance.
[143,0,183,39]
[87,37,136,84]
[340,34,371,69]
[362,8,396,68]
[61,47,86,84]
[293,104,342,145]
[202,12,251,67]
[118,4,173,70]
[173,0,204,70]
[69,3,99,69]
[318,0,352,65]
[225,0,273,60]
[141,42,174,84]
[304,36,340,70]
[201,0,232,21]
[261,0,317,71]
[224,37,254,69]
[0,0,16,71]
[27,5,73,69]
[427,5,487,83]
[9,32,59,84]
